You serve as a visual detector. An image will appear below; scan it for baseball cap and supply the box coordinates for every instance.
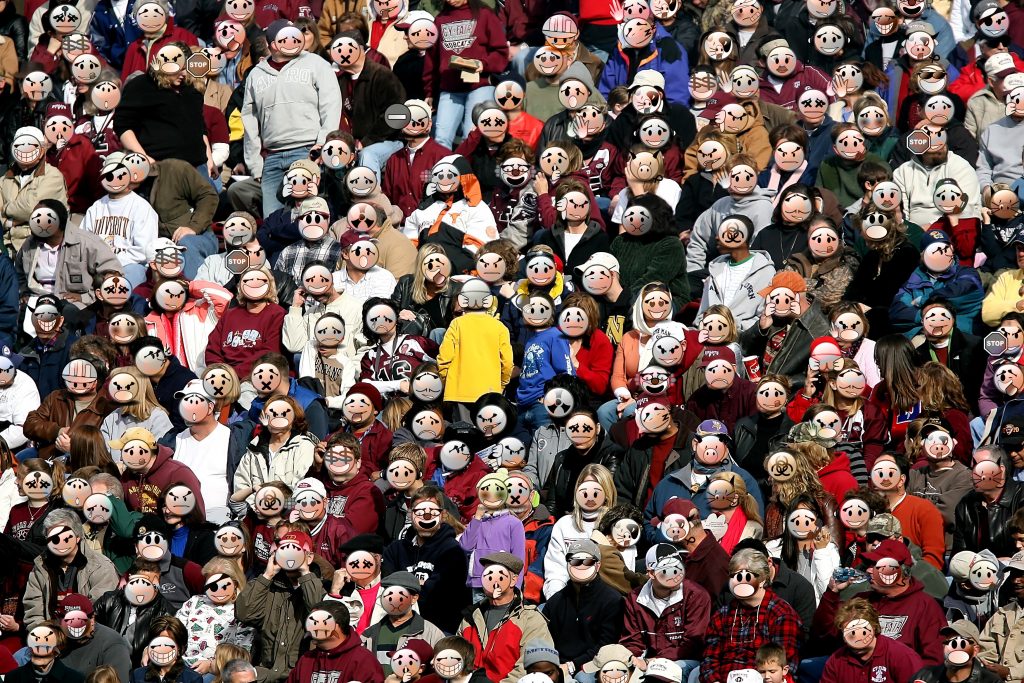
[579,252,620,273]
[147,237,186,262]
[265,19,292,43]
[396,9,433,29]
[279,530,312,550]
[293,477,327,501]
[299,196,330,216]
[565,538,601,561]
[701,346,737,368]
[866,513,902,538]
[695,419,730,438]
[57,593,94,618]
[904,20,937,36]
[985,51,1017,79]
[174,378,215,403]
[941,619,981,642]
[0,345,24,368]
[1006,550,1024,571]
[523,641,560,667]
[629,69,665,90]
[381,571,421,593]
[860,538,912,566]
[33,294,62,314]
[645,543,684,569]
[45,102,72,122]
[582,644,633,674]
[973,0,1002,22]
[339,230,375,250]
[999,416,1024,447]
[108,426,156,451]
[287,158,321,180]
[14,126,44,145]
[920,229,952,252]
[645,658,683,683]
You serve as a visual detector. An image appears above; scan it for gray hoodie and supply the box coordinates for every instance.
[686,187,776,275]
[697,250,776,331]
[241,52,343,178]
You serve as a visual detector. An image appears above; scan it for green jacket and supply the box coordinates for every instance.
[147,159,218,238]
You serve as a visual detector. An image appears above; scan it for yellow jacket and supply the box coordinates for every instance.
[437,311,513,403]
[981,269,1024,328]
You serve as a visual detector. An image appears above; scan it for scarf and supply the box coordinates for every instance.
[765,163,807,207]
[719,506,748,554]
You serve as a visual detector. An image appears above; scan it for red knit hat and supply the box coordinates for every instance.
[347,382,383,412]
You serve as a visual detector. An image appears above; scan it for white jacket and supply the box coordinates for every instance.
[893,152,981,227]
[0,371,40,449]
[403,199,498,255]
[0,467,25,533]
[282,294,365,360]
[543,514,597,600]
[298,345,358,406]
[697,251,776,331]
[233,432,317,504]
[766,538,841,604]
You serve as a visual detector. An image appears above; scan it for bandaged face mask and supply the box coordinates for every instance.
[843,619,875,650]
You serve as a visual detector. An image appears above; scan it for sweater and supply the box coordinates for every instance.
[459,510,527,587]
[816,153,891,208]
[204,304,286,379]
[891,493,946,571]
[422,6,508,97]
[610,233,690,303]
[893,152,982,227]
[977,115,1024,189]
[80,192,159,268]
[61,624,132,683]
[436,312,514,403]
[382,140,452,219]
[383,525,472,633]
[174,595,255,666]
[820,635,923,683]
[112,72,207,167]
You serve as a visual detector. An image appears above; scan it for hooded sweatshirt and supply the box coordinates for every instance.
[119,445,207,515]
[285,633,385,683]
[698,251,776,331]
[687,188,775,276]
[819,634,924,683]
[422,5,509,97]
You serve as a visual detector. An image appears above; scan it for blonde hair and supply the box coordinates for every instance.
[237,267,279,305]
[114,366,163,422]
[711,471,762,523]
[572,464,616,532]
[412,243,448,304]
[86,666,121,683]
[202,556,247,593]
[380,396,413,432]
[202,364,242,408]
[211,643,250,683]
[768,445,826,506]
[389,442,426,474]
[700,304,739,344]
[822,357,866,413]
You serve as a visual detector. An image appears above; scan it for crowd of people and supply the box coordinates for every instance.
[0,0,1020,680]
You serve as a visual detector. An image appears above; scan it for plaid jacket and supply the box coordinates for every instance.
[700,589,802,683]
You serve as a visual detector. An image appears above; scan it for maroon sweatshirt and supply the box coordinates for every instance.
[820,635,923,683]
[285,631,385,683]
[205,304,286,379]
[382,139,452,219]
[311,514,359,568]
[423,6,509,97]
[120,445,207,516]
[317,472,386,534]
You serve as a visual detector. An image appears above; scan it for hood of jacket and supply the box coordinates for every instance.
[818,451,852,478]
[707,250,775,279]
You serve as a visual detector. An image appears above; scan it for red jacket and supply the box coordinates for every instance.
[522,508,555,604]
[929,215,981,267]
[48,134,102,214]
[318,472,386,534]
[311,514,359,567]
[424,451,491,522]
[817,453,857,506]
[572,329,614,397]
[285,633,385,683]
[537,170,606,231]
[342,420,394,477]
[813,579,946,666]
[459,592,550,683]
[119,445,207,516]
[820,634,923,683]
[121,22,199,79]
[621,579,711,662]
[757,62,832,109]
[382,139,453,219]
[949,52,1024,103]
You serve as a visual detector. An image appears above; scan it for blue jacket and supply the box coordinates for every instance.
[256,207,300,266]
[516,326,573,406]
[0,252,19,349]
[866,7,956,62]
[18,328,80,400]
[89,0,143,70]
[598,25,690,106]
[248,377,329,439]
[890,263,985,337]
[805,116,836,182]
[642,458,763,543]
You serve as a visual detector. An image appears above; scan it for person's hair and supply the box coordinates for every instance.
[759,373,791,394]
[84,70,122,116]
[572,464,616,531]
[856,160,891,192]
[830,122,859,143]
[202,364,242,408]
[88,472,124,499]
[607,85,630,109]
[335,12,368,41]
[711,471,762,523]
[835,597,880,635]
[874,335,919,413]
[213,652,252,683]
[18,458,64,498]
[918,361,970,413]
[325,129,356,148]
[496,138,535,165]
[699,304,739,343]
[260,395,309,436]
[855,204,906,260]
[975,444,1012,471]
[43,508,83,538]
[1008,507,1024,536]
[412,243,448,304]
[624,193,675,238]
[112,366,163,422]
[595,503,643,535]
[844,486,888,514]
[30,619,67,654]
[252,352,289,376]
[237,267,278,305]
[432,636,477,666]
[779,493,828,568]
[541,140,583,174]
[158,481,207,527]
[68,425,117,474]
[130,558,163,576]
[698,25,739,68]
[728,152,758,172]
[71,336,117,374]
[324,432,361,461]
[769,123,808,150]
[202,556,247,593]
[773,183,815,226]
[361,297,399,345]
[876,451,911,479]
[144,616,186,681]
[86,665,121,683]
[821,358,866,412]
[560,291,600,337]
[728,547,771,580]
[92,268,127,290]
[769,441,827,506]
[389,442,426,474]
[625,143,664,193]
[755,643,787,668]
[478,240,520,282]
[829,301,871,339]
[151,41,192,88]
[380,396,413,432]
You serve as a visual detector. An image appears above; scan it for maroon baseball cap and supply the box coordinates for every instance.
[860,539,912,566]
[57,593,94,617]
[701,346,737,367]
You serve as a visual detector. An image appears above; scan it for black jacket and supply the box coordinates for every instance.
[391,274,456,337]
[6,661,84,683]
[844,241,921,338]
[732,411,795,496]
[912,327,985,414]
[340,60,406,147]
[113,73,207,167]
[951,480,1024,558]
[533,221,611,280]
[608,102,696,154]
[544,437,619,519]
[609,408,701,508]
[544,578,625,668]
[914,661,1003,683]
[151,356,198,434]
[93,589,175,664]
[382,523,472,633]
[18,327,80,400]
[0,2,27,61]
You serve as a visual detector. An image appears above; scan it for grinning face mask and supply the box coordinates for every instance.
[434,650,464,680]
[47,524,79,557]
[62,358,98,395]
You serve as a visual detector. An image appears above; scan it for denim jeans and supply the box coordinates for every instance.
[517,401,552,437]
[511,45,539,76]
[597,398,635,431]
[359,140,404,178]
[261,147,312,217]
[434,87,496,150]
[179,230,220,280]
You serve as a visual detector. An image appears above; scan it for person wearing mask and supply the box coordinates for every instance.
[128,336,197,435]
[282,262,364,367]
[915,619,1001,683]
[892,126,981,227]
[952,445,1024,557]
[6,622,81,683]
[382,99,452,221]
[685,347,758,432]
[361,571,445,668]
[286,600,384,683]
[93,559,174,662]
[204,267,286,381]
[246,352,330,441]
[819,598,923,683]
[697,215,776,332]
[22,356,112,462]
[241,20,342,218]
[1,128,69,254]
[19,294,76,399]
[56,593,131,682]
[234,530,327,683]
[334,232,399,302]
[114,426,204,514]
[172,380,232,524]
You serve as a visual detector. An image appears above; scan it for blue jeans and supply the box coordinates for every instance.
[597,398,635,431]
[517,401,551,437]
[359,140,403,178]
[261,147,312,217]
[122,262,148,290]
[796,656,828,683]
[585,44,610,63]
[179,230,220,280]
[511,46,539,76]
[434,87,496,150]
[16,446,38,463]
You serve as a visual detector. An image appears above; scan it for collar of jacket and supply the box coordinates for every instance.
[552,220,602,242]
[5,160,48,180]
[636,576,684,614]
[464,588,528,625]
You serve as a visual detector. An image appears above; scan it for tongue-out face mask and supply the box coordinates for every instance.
[994,362,1024,397]
[756,381,787,413]
[611,518,641,548]
[808,223,840,259]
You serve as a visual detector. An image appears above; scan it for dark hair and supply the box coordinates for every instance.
[335,12,368,42]
[772,183,815,226]
[71,335,118,373]
[607,85,630,108]
[624,193,675,238]
[779,494,828,569]
[311,599,351,636]
[769,123,808,149]
[874,335,919,412]
[324,432,361,460]
[596,503,643,535]
[34,199,68,233]
[252,352,290,375]
[844,486,889,514]
[144,616,187,682]
[361,297,399,345]
[69,425,117,474]
[830,122,858,143]
[157,480,207,527]
[857,160,891,189]
[496,138,535,165]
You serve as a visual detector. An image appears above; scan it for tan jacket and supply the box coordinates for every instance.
[16,223,121,306]
[360,8,409,67]
[979,602,1024,680]
[0,36,16,91]
[23,543,119,625]
[318,0,369,47]
[0,161,68,252]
